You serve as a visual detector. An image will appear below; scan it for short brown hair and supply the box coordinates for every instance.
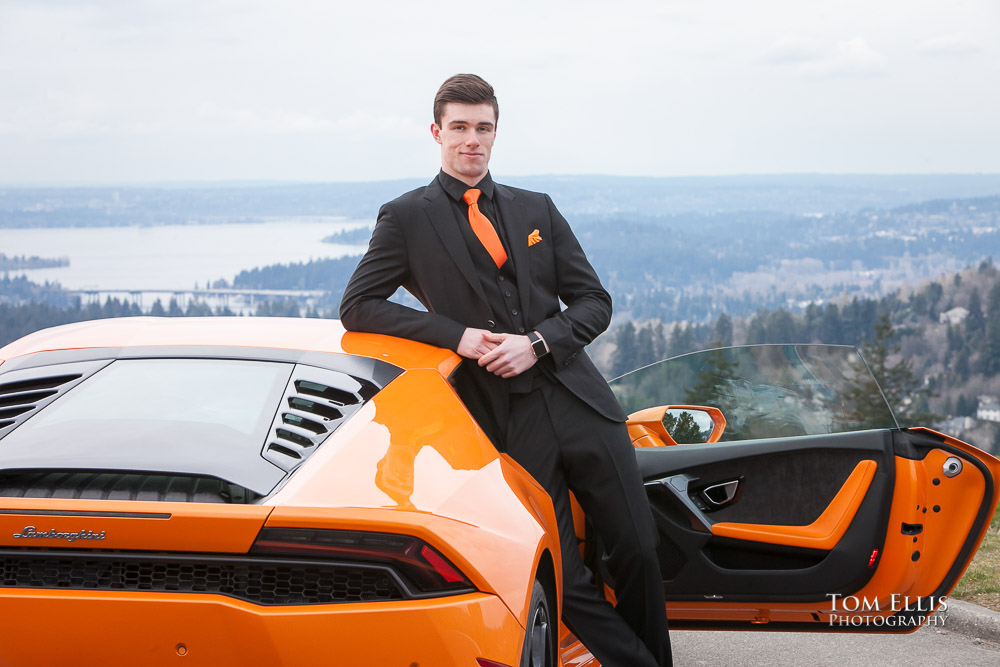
[433,74,499,126]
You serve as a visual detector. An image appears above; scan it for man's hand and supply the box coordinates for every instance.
[457,328,500,360]
[478,332,537,378]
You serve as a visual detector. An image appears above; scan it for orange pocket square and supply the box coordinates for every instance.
[528,229,542,246]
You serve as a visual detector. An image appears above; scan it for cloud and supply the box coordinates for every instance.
[797,37,889,78]
[191,104,421,136]
[759,35,826,65]
[917,33,981,56]
[760,35,889,77]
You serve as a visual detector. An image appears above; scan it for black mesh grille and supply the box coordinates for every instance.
[0,552,405,605]
[0,470,261,504]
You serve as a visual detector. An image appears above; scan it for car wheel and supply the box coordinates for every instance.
[520,579,556,667]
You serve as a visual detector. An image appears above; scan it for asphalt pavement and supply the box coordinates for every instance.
[671,601,1000,666]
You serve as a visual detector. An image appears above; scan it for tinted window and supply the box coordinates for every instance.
[0,359,292,494]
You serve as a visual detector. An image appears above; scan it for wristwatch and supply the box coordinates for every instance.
[527,331,548,358]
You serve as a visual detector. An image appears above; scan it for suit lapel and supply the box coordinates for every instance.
[495,183,531,318]
[422,179,489,306]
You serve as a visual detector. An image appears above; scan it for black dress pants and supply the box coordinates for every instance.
[506,381,672,667]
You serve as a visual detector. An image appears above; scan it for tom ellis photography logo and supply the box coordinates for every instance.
[827,594,948,628]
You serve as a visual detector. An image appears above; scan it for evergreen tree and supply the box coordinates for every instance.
[925,282,943,319]
[767,310,797,343]
[185,300,213,317]
[954,346,971,382]
[652,322,667,359]
[667,323,697,357]
[946,323,962,354]
[712,313,733,347]
[662,410,707,444]
[979,283,1000,374]
[861,314,937,427]
[803,303,823,341]
[635,326,656,367]
[819,304,843,343]
[745,312,767,345]
[611,321,637,376]
[941,396,953,416]
[966,288,985,335]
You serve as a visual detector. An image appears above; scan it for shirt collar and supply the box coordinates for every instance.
[438,169,495,203]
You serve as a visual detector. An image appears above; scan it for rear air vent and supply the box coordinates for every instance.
[0,361,110,438]
[0,470,262,504]
[0,376,80,428]
[262,366,373,472]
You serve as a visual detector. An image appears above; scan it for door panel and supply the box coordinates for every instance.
[607,345,1000,631]
[633,430,893,602]
[711,458,877,549]
[625,427,999,631]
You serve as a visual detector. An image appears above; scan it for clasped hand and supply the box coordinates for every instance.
[457,328,537,378]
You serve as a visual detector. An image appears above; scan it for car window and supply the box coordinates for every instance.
[0,358,292,494]
[609,344,898,442]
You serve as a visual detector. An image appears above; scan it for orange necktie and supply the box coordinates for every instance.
[463,189,508,268]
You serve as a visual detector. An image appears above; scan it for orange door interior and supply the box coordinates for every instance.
[602,426,1000,631]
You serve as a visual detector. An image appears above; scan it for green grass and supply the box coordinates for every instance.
[950,504,1000,612]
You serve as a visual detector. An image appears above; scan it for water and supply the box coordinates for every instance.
[1,218,368,291]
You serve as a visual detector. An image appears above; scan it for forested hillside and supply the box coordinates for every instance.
[597,260,1000,453]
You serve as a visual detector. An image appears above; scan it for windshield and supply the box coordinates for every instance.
[610,344,898,442]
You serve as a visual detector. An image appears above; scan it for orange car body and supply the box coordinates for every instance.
[0,318,560,666]
[1,318,997,666]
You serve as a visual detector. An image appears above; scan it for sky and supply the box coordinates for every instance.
[1,0,998,183]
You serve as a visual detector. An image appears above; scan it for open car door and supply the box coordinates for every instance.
[609,344,1000,632]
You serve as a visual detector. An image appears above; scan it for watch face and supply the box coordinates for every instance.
[531,338,546,356]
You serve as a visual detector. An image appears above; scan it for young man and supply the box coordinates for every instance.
[340,74,671,667]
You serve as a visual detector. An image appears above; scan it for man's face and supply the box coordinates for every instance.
[431,102,496,186]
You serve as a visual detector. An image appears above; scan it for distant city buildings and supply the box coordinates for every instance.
[939,415,978,433]
[977,395,1000,423]
[939,306,969,326]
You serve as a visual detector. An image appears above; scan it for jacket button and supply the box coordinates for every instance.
[518,327,525,333]
[487,319,496,328]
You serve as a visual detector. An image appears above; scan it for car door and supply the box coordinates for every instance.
[609,344,1000,631]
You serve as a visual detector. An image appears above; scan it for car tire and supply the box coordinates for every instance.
[519,579,556,667]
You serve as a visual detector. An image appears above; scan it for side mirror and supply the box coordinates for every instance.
[626,405,726,447]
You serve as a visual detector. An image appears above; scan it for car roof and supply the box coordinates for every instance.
[0,317,460,374]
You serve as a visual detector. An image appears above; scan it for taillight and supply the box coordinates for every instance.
[251,527,475,595]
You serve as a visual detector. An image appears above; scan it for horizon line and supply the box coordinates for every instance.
[3,172,1000,189]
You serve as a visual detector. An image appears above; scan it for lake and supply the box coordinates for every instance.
[1,218,368,291]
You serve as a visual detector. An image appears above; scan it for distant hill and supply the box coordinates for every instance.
[3,174,1000,227]
[597,259,1000,456]
[223,192,1000,324]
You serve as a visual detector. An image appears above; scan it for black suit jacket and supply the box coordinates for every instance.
[339,175,626,423]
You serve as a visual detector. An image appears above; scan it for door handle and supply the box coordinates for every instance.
[701,479,741,508]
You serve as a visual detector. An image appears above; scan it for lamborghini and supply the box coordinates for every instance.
[0,318,996,666]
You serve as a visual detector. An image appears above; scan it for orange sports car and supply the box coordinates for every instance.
[0,318,997,667]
